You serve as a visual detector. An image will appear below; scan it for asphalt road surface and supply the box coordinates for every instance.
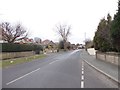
[2,50,118,88]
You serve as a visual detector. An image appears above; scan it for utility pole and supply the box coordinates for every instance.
[84,32,86,42]
[84,32,87,51]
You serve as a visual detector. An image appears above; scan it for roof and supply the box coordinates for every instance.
[42,39,50,45]
[41,39,56,46]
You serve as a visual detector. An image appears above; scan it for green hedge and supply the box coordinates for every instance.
[1,43,43,52]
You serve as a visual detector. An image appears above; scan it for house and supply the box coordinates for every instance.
[15,38,34,44]
[42,39,51,45]
[41,39,57,53]
[71,44,77,50]
[42,39,56,48]
[77,44,85,49]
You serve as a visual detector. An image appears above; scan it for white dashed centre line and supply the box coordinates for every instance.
[81,81,84,88]
[82,71,84,74]
[81,75,84,80]
[49,60,59,64]
[81,61,84,88]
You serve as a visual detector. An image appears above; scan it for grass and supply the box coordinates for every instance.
[0,54,46,68]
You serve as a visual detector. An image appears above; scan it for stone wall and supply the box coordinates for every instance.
[0,51,35,60]
[96,51,120,65]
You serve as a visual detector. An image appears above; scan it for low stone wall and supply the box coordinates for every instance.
[0,51,35,60]
[96,51,120,65]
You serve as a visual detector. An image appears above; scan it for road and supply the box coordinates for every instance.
[2,50,118,88]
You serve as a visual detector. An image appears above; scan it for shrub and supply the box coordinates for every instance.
[2,43,43,52]
[33,44,43,54]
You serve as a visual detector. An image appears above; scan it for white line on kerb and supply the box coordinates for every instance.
[81,81,84,88]
[6,68,41,85]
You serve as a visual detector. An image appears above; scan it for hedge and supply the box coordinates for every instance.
[1,43,43,52]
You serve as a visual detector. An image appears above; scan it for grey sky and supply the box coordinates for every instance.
[0,0,118,44]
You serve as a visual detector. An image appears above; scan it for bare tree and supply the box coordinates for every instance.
[0,22,28,43]
[56,24,71,42]
[55,24,71,50]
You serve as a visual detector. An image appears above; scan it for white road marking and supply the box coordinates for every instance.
[6,68,41,85]
[82,68,84,71]
[49,60,59,64]
[84,59,120,84]
[82,71,84,74]
[81,81,84,88]
[70,50,79,55]
[7,59,60,85]
[81,75,84,80]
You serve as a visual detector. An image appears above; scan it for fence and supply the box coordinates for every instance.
[96,51,120,65]
[0,51,35,60]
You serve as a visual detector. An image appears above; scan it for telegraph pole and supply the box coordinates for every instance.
[84,32,87,51]
[84,32,86,42]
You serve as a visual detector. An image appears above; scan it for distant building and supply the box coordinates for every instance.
[42,39,56,48]
[71,44,77,50]
[15,38,34,44]
[42,39,51,45]
[41,39,57,53]
[77,44,84,49]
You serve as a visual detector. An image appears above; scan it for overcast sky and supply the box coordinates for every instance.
[0,0,118,44]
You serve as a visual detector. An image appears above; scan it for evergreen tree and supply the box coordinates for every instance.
[94,14,112,52]
[111,0,120,51]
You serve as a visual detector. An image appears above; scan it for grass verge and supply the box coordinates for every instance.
[0,54,46,68]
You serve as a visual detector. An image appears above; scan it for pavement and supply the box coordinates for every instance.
[81,49,119,85]
[2,50,118,88]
